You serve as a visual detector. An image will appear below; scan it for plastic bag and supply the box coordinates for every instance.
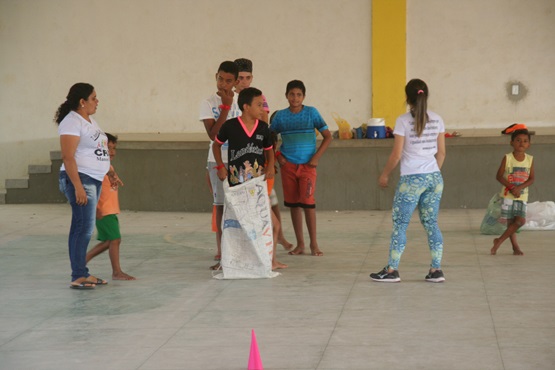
[522,201,555,230]
[213,176,280,279]
[331,112,352,139]
[480,193,507,235]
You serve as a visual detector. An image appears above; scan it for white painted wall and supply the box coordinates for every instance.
[407,0,555,129]
[0,0,371,188]
[1,0,554,190]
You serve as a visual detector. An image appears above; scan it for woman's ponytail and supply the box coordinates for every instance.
[54,83,94,124]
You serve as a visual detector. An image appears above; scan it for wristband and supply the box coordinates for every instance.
[219,104,231,111]
[504,184,516,196]
[214,164,225,170]
[275,151,281,158]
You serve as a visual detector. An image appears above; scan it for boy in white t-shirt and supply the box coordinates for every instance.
[199,61,241,269]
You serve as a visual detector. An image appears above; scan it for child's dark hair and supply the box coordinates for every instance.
[218,61,239,80]
[106,133,118,144]
[286,80,306,95]
[269,111,277,124]
[511,129,530,141]
[238,87,262,111]
[405,79,429,137]
[54,83,94,125]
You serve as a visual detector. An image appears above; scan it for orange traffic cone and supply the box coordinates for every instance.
[248,329,263,370]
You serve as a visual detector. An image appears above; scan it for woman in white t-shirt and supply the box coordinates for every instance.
[55,83,111,289]
[370,79,447,283]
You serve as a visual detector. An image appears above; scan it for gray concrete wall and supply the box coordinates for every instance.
[111,135,555,212]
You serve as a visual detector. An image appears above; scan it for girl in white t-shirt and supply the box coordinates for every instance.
[55,83,112,289]
[370,79,447,283]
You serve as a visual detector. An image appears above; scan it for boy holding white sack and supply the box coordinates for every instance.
[213,87,287,279]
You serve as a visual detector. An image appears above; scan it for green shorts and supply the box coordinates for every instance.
[96,214,121,241]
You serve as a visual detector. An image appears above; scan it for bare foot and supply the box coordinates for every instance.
[113,272,136,280]
[310,243,323,256]
[491,238,501,255]
[209,262,221,270]
[310,249,324,256]
[288,246,305,255]
[512,247,524,255]
[279,239,294,251]
[272,261,288,270]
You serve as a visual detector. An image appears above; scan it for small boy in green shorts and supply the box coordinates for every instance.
[491,128,535,256]
[86,133,135,280]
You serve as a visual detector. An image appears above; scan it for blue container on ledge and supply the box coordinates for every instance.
[366,118,386,139]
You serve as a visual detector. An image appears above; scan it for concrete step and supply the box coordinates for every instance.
[29,164,52,174]
[5,178,29,189]
[50,151,62,161]
[5,158,66,204]
[0,189,5,205]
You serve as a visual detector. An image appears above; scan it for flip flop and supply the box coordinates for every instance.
[209,262,221,271]
[70,282,96,290]
[85,277,108,285]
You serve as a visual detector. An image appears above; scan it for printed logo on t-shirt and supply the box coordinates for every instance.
[93,131,110,161]
[229,142,264,162]
[211,106,241,120]
[228,159,264,185]
[508,167,529,186]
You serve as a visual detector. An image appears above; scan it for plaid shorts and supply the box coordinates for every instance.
[500,198,527,222]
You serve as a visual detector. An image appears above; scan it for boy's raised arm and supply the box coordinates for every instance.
[203,89,234,140]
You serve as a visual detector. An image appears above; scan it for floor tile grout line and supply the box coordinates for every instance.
[314,210,389,369]
[136,279,233,369]
[471,208,506,370]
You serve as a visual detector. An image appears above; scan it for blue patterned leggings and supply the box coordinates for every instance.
[388,172,444,270]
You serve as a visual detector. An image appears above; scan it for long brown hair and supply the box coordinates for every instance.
[405,79,429,137]
[54,83,94,125]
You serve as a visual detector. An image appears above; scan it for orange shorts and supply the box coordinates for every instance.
[280,161,317,208]
[266,177,274,195]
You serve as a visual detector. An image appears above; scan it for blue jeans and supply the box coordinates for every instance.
[59,171,102,281]
[388,172,444,270]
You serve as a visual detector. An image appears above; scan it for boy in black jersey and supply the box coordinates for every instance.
[213,87,287,270]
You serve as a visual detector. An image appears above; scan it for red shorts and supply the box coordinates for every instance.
[280,162,317,208]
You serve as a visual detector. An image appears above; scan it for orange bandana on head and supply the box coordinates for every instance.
[501,123,528,135]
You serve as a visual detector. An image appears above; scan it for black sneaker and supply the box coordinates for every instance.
[370,267,401,282]
[425,269,445,283]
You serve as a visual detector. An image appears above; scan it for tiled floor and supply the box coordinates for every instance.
[0,204,553,370]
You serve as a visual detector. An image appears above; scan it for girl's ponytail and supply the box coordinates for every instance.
[405,79,429,137]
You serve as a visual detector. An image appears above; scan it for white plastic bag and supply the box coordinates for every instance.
[213,176,280,279]
[522,201,555,230]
